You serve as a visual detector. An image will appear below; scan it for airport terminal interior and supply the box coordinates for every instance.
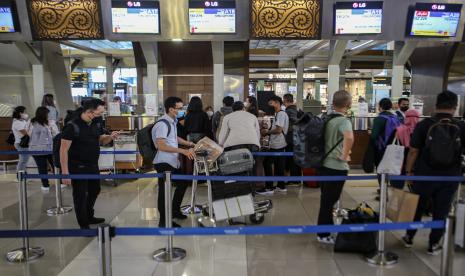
[1,0,465,275]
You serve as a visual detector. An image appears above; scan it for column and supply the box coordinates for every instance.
[106,56,113,95]
[212,41,225,111]
[296,57,304,109]
[327,64,342,108]
[140,42,159,113]
[315,80,321,101]
[32,64,44,108]
[391,65,404,98]
[327,40,348,113]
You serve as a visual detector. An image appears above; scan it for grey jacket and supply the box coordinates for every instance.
[29,122,53,154]
[212,106,233,141]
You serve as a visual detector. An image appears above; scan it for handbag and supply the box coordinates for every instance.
[387,187,419,222]
[6,132,15,145]
[362,140,375,173]
[376,138,405,175]
[19,134,30,148]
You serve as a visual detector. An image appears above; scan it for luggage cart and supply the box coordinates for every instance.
[194,150,273,227]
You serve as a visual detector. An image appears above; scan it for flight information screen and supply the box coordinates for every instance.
[111,1,160,34]
[334,2,383,34]
[189,0,236,34]
[410,3,462,37]
[0,0,17,33]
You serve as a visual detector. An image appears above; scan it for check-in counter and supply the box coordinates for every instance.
[105,115,159,131]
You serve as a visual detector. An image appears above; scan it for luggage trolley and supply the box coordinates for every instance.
[193,149,273,227]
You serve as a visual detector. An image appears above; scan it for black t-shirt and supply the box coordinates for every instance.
[410,113,465,176]
[62,117,104,168]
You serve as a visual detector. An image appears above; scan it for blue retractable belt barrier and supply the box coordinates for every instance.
[0,221,444,238]
[0,150,139,155]
[389,175,465,182]
[171,174,377,182]
[23,173,163,180]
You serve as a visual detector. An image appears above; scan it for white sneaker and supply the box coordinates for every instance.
[41,186,50,192]
[275,187,288,193]
[255,189,274,196]
[317,236,335,244]
[61,184,68,189]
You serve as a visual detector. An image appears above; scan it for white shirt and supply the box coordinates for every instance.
[218,111,261,148]
[269,111,289,149]
[12,119,29,144]
[152,114,180,169]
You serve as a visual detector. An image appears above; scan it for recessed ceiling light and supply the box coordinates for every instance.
[172,38,183,42]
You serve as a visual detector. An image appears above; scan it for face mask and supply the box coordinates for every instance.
[207,111,214,117]
[177,110,185,119]
[400,106,409,112]
[21,114,29,120]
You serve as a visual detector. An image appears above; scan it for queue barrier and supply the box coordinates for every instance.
[3,172,460,276]
[0,150,294,156]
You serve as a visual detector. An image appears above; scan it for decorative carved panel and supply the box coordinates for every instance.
[28,0,103,40]
[251,0,321,39]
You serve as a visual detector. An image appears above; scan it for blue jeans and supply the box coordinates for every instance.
[14,143,30,173]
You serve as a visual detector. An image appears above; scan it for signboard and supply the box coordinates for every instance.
[334,2,383,34]
[409,3,462,37]
[189,0,236,34]
[111,0,160,34]
[71,72,89,83]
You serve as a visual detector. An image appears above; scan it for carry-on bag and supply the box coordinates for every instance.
[377,138,405,175]
[386,187,419,222]
[217,149,254,175]
[334,203,378,254]
[455,200,465,248]
[302,168,319,188]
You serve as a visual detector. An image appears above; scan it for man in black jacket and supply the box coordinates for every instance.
[283,94,303,182]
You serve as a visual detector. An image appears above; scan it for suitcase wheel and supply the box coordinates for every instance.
[249,213,265,224]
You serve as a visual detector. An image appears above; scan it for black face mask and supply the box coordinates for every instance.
[400,106,409,112]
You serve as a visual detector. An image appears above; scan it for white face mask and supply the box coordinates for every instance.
[207,111,214,117]
[21,113,29,120]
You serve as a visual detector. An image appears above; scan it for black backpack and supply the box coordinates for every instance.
[293,113,342,168]
[53,122,80,169]
[137,119,171,166]
[424,118,462,169]
[6,132,15,145]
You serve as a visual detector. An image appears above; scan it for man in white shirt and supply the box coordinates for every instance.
[257,95,289,195]
[218,101,260,152]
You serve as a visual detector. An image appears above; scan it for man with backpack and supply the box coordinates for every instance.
[402,90,465,255]
[283,93,303,182]
[257,95,289,195]
[316,90,354,244]
[153,97,196,228]
[60,99,120,229]
[212,96,234,141]
[370,98,400,200]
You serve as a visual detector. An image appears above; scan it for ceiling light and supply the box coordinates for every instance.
[97,66,105,69]
[172,38,183,42]
[310,66,320,69]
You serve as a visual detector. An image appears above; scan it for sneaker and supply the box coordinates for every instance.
[255,188,274,196]
[427,244,442,256]
[402,236,413,248]
[275,187,288,193]
[41,186,50,192]
[89,217,106,224]
[287,182,301,187]
[317,236,335,245]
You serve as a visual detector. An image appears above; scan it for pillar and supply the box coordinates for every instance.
[106,56,113,95]
[32,64,44,108]
[296,57,304,109]
[391,65,404,98]
[212,41,225,111]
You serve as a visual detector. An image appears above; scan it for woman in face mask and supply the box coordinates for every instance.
[184,97,212,143]
[11,106,31,177]
[205,106,214,119]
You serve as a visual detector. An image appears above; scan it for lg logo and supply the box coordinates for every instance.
[352,2,367,9]
[431,4,446,10]
[205,1,218,7]
[127,1,141,8]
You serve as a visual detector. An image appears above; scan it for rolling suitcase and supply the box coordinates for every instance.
[217,149,254,175]
[302,168,319,188]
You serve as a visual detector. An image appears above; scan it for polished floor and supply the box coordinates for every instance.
[0,168,464,276]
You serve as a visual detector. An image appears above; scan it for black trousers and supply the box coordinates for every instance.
[285,144,302,179]
[263,147,286,189]
[32,154,54,187]
[154,163,189,223]
[317,167,348,238]
[406,181,458,245]
[70,165,100,229]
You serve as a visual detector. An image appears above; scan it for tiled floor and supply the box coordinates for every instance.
[0,169,464,276]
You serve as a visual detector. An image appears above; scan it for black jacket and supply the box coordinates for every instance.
[184,111,211,137]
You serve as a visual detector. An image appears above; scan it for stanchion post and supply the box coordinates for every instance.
[197,156,216,227]
[47,167,73,216]
[440,215,455,276]
[5,171,45,262]
[181,160,201,215]
[153,171,186,262]
[98,224,113,276]
[366,173,398,266]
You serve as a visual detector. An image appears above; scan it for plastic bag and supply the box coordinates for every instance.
[194,136,224,164]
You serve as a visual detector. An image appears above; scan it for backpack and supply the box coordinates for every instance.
[285,109,304,146]
[424,118,462,169]
[376,114,401,151]
[293,113,343,168]
[215,111,225,141]
[6,131,15,145]
[137,119,171,166]
[53,122,80,169]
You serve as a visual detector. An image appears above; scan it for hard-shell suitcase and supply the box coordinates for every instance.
[303,168,319,188]
[217,149,254,175]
